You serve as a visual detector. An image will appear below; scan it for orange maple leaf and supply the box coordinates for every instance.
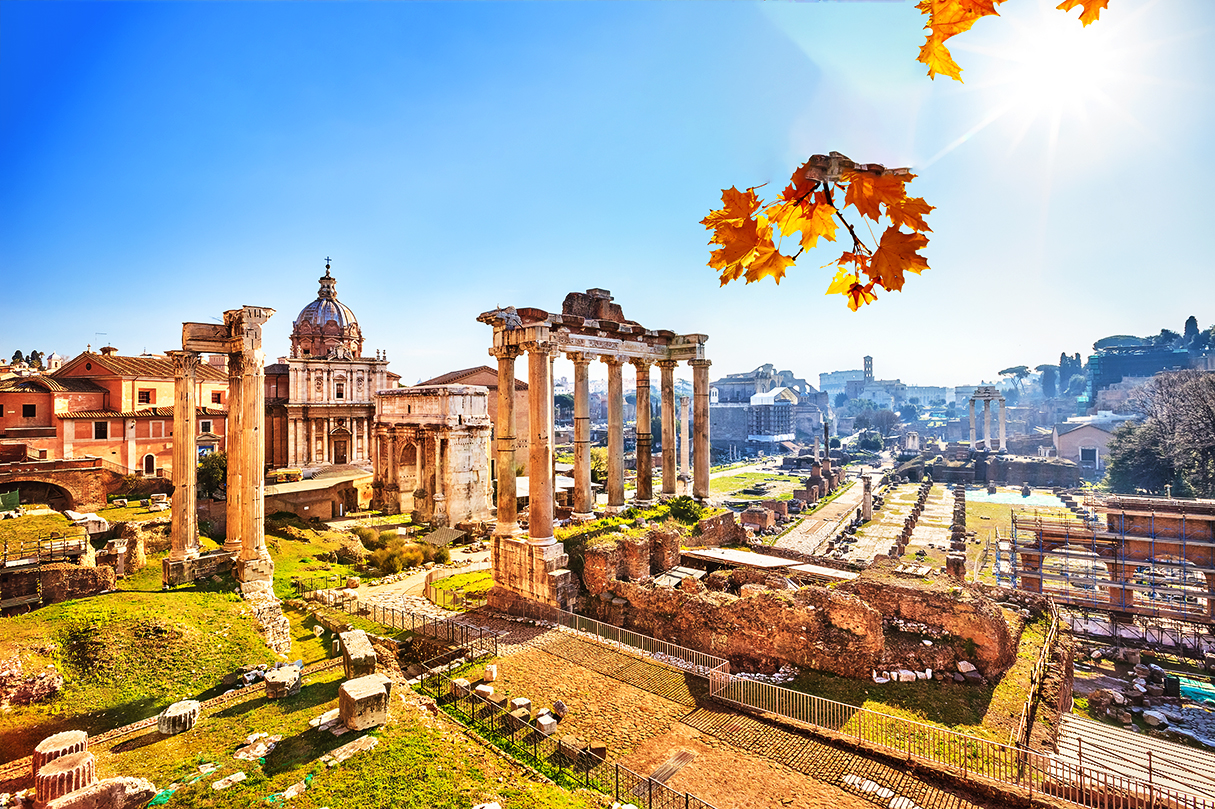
[916,0,1006,81]
[768,194,838,251]
[868,227,930,292]
[1056,0,1108,26]
[887,195,934,233]
[843,171,910,222]
[707,216,762,284]
[824,267,877,311]
[745,240,796,285]
[702,186,761,231]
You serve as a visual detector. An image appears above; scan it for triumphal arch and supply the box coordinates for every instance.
[478,288,709,610]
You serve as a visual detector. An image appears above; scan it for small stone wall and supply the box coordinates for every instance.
[39,564,115,606]
[488,534,578,610]
[694,512,747,548]
[582,529,684,596]
[240,580,292,656]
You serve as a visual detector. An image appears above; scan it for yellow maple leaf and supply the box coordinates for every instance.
[825,267,856,296]
[1056,0,1109,26]
[768,195,839,251]
[708,216,762,284]
[744,241,796,285]
[843,171,911,222]
[701,186,761,232]
[868,227,930,292]
[916,0,1006,81]
[847,280,878,311]
[887,195,934,233]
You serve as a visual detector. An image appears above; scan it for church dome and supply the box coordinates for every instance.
[290,263,364,358]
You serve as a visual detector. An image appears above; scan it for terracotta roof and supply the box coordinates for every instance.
[418,365,527,390]
[55,352,228,382]
[0,377,107,394]
[57,406,228,420]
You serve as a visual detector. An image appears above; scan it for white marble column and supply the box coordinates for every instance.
[570,352,593,518]
[983,399,992,452]
[491,346,521,535]
[969,399,976,446]
[168,351,200,562]
[691,358,711,501]
[658,360,677,496]
[528,343,556,545]
[999,399,1007,452]
[633,359,653,505]
[603,355,625,512]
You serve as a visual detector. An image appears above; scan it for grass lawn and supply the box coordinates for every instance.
[430,570,493,598]
[265,519,365,601]
[0,511,76,546]
[96,502,174,524]
[784,614,1048,745]
[709,472,802,497]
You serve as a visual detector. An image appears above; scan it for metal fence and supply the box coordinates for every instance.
[416,664,716,809]
[0,528,89,566]
[424,562,492,612]
[296,577,497,660]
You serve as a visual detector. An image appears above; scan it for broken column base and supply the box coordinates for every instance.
[488,535,578,612]
[339,674,392,731]
[235,556,275,583]
[162,551,235,587]
[45,777,157,809]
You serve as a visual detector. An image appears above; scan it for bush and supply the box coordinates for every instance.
[433,546,450,564]
[354,526,383,551]
[368,538,427,573]
[668,495,705,524]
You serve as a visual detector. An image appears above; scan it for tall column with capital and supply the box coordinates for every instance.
[240,348,271,569]
[999,399,1007,452]
[528,344,556,544]
[168,351,200,563]
[570,352,594,517]
[603,356,625,512]
[679,396,690,494]
[491,346,521,535]
[691,358,712,500]
[969,399,976,447]
[633,360,653,504]
[224,353,245,554]
[658,360,677,496]
[983,399,992,452]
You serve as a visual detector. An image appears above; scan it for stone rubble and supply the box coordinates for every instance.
[240,580,292,656]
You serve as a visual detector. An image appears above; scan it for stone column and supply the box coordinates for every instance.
[633,360,653,505]
[238,348,272,578]
[969,399,976,446]
[570,352,594,518]
[862,475,873,521]
[287,415,296,468]
[603,355,625,513]
[691,359,711,501]
[999,399,1007,452]
[528,343,556,545]
[679,395,690,494]
[168,351,200,562]
[983,399,992,451]
[658,360,677,496]
[224,353,245,554]
[491,346,521,535]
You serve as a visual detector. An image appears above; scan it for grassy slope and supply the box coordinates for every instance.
[431,570,494,597]
[0,512,74,545]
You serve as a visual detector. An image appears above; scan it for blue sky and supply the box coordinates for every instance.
[3,0,1212,388]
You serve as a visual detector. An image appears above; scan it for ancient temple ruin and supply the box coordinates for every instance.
[164,306,276,586]
[968,386,1007,452]
[478,289,709,610]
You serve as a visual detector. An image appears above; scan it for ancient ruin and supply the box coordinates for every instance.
[478,289,709,610]
[968,385,1007,452]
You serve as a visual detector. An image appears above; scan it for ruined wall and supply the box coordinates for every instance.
[695,512,747,548]
[582,529,684,596]
[841,578,1016,678]
[590,580,883,676]
[39,563,115,605]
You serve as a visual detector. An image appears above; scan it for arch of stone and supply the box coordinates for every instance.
[164,305,276,587]
[478,289,709,610]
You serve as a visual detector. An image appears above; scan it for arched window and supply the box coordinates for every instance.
[143,454,156,475]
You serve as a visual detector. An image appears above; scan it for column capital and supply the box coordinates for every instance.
[565,350,593,366]
[689,358,712,369]
[228,351,250,377]
[629,357,652,372]
[656,359,679,370]
[489,345,523,360]
[167,350,201,377]
[523,340,558,356]
[599,354,626,367]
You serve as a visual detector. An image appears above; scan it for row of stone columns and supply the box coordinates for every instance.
[967,397,1008,451]
[491,344,710,546]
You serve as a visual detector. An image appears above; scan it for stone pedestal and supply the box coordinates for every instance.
[946,554,967,582]
[265,666,302,699]
[158,700,201,736]
[488,535,577,611]
[35,752,96,806]
[45,777,157,809]
[339,675,390,731]
[339,629,378,679]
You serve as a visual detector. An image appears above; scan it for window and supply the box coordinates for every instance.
[1080,447,1097,464]
[22,404,35,418]
[211,391,222,405]
[335,382,345,400]
[94,422,108,440]
[137,389,153,405]
[199,420,213,434]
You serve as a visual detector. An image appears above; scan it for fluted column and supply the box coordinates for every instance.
[168,351,200,562]
[679,395,690,494]
[983,399,992,452]
[691,358,711,501]
[491,346,521,535]
[999,399,1007,452]
[570,352,594,517]
[658,360,677,496]
[240,349,270,567]
[969,399,976,447]
[603,355,625,513]
[633,359,653,505]
[286,415,296,468]
[527,343,556,545]
[224,353,245,554]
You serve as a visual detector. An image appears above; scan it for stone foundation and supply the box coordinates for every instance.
[694,513,747,547]
[161,551,235,588]
[487,535,578,610]
[239,580,292,656]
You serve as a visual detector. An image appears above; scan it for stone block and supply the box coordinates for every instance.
[483,664,497,682]
[489,694,508,713]
[957,660,976,673]
[536,714,557,736]
[588,741,607,763]
[312,625,325,637]
[552,699,568,718]
[558,734,586,762]
[451,678,471,697]
[340,629,377,679]
[346,577,361,589]
[509,696,532,713]
[474,684,494,699]
[45,776,157,809]
[507,707,531,732]
[338,675,390,731]
[265,667,302,699]
[32,730,88,779]
[35,751,96,806]
[1143,710,1166,727]
[158,700,201,736]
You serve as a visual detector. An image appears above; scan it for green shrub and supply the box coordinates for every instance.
[668,495,705,524]
[433,546,450,564]
[354,526,383,551]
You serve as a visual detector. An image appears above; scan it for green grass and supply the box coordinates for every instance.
[430,570,493,598]
[96,502,173,523]
[0,511,75,545]
[265,519,364,600]
[709,472,801,497]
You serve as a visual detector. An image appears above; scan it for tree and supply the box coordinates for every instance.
[899,402,919,421]
[1184,315,1200,344]
[1093,335,1144,350]
[1155,329,1181,347]
[872,409,899,436]
[27,350,43,369]
[1036,365,1058,398]
[589,447,608,485]
[998,365,1030,393]
[834,391,849,408]
[553,393,574,423]
[918,0,1111,82]
[702,152,933,310]
[854,412,873,431]
[197,451,227,499]
[1064,374,1087,397]
[10,350,24,365]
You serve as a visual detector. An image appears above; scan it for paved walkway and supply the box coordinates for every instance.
[775,474,874,556]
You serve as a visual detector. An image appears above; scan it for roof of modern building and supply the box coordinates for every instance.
[57,406,228,420]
